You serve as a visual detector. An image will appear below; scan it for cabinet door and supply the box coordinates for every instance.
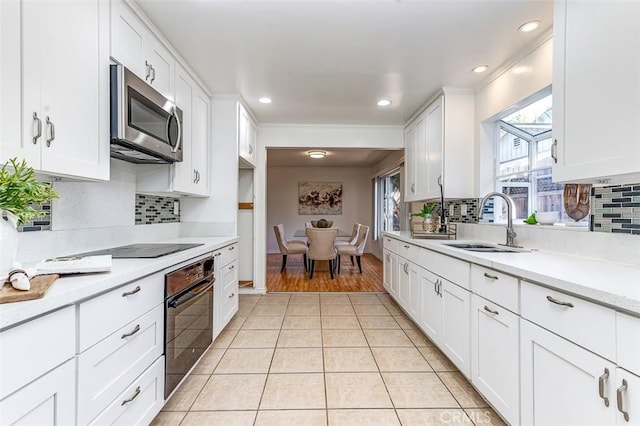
[383,250,393,294]
[0,359,75,426]
[191,86,210,196]
[441,279,471,378]
[615,368,640,425]
[420,268,442,345]
[111,0,147,78]
[404,123,416,201]
[471,295,519,425]
[172,66,194,193]
[238,104,253,164]
[553,0,640,183]
[407,261,421,321]
[398,257,410,310]
[520,319,616,426]
[390,252,399,298]
[425,96,443,199]
[413,113,429,200]
[144,36,175,101]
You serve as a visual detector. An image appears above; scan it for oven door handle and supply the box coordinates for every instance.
[168,279,214,309]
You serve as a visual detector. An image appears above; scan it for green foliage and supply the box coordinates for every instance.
[411,202,438,218]
[0,158,59,224]
[523,211,537,224]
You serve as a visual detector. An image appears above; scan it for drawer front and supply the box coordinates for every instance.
[216,243,238,267]
[617,312,640,375]
[397,241,420,265]
[383,235,399,253]
[78,304,163,425]
[78,272,164,352]
[420,249,470,290]
[470,264,519,313]
[222,259,239,324]
[0,306,75,400]
[89,356,165,426]
[521,280,616,361]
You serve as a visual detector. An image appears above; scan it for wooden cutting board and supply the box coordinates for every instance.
[0,274,59,304]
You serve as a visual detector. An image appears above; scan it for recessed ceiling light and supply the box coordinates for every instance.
[308,150,326,159]
[472,65,489,73]
[258,97,272,104]
[377,99,392,107]
[518,20,541,32]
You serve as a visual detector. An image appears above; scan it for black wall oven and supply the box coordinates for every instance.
[164,254,214,398]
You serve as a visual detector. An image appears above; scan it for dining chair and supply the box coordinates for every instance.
[273,224,308,273]
[336,224,370,273]
[305,227,338,279]
[334,223,360,249]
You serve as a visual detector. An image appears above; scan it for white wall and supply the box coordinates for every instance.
[267,166,373,253]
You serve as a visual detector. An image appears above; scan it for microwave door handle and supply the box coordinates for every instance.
[169,106,182,153]
[168,279,213,309]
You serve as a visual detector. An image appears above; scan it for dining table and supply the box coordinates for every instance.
[293,228,351,272]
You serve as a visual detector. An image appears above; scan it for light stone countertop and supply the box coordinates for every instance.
[0,236,238,331]
[384,231,640,316]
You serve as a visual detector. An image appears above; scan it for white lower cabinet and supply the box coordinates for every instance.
[471,294,519,425]
[221,259,239,326]
[383,249,393,294]
[420,268,442,344]
[440,279,471,378]
[213,243,239,339]
[397,257,410,310]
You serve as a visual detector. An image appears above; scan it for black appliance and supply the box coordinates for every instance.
[71,243,204,259]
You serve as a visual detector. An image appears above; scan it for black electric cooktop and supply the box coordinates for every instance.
[71,243,204,259]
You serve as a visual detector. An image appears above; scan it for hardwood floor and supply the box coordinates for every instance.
[266,253,385,292]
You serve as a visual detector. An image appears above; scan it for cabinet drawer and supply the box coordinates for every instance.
[78,272,163,352]
[215,243,238,267]
[89,356,165,426]
[521,281,616,361]
[383,235,399,253]
[470,265,519,313]
[221,259,239,324]
[617,312,640,376]
[420,249,470,290]
[78,304,163,425]
[0,306,75,400]
[397,241,420,265]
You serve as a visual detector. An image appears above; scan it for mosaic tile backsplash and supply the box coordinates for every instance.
[411,199,481,226]
[16,201,52,232]
[135,194,181,225]
[591,184,640,235]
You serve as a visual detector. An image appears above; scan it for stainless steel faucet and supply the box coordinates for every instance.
[479,192,518,247]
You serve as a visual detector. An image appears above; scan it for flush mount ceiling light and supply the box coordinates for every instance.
[258,97,272,104]
[518,20,541,32]
[377,99,392,107]
[308,150,326,159]
[472,65,489,73]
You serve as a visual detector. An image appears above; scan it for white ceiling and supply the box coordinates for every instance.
[267,148,396,167]
[135,0,553,126]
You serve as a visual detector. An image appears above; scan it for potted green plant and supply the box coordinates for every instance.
[411,202,439,232]
[1,158,59,280]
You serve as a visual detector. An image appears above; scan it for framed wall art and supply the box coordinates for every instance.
[298,181,342,215]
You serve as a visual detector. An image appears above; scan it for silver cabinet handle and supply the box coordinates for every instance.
[403,245,410,249]
[617,379,629,422]
[483,272,499,280]
[214,252,222,257]
[248,144,254,155]
[121,386,141,406]
[599,368,610,407]
[32,112,42,144]
[229,292,235,299]
[484,305,499,315]
[385,253,390,261]
[551,139,558,164]
[546,295,574,308]
[229,264,235,270]
[45,116,55,147]
[122,286,141,297]
[193,169,198,183]
[145,61,151,81]
[196,170,201,183]
[121,324,140,339]
[410,183,415,193]
[229,246,235,251]
[150,66,156,83]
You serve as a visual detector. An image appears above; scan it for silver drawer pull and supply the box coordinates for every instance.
[229,246,235,250]
[229,265,235,270]
[121,386,141,406]
[214,252,222,257]
[122,286,141,297]
[403,244,410,249]
[121,324,140,339]
[229,292,234,299]
[483,306,499,315]
[32,112,42,144]
[617,379,629,422]
[483,272,499,280]
[599,368,610,407]
[546,295,574,308]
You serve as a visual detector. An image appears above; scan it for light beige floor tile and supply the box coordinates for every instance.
[191,374,266,410]
[364,329,414,347]
[393,315,419,330]
[270,347,324,373]
[192,348,226,374]
[353,304,391,316]
[286,304,321,315]
[255,410,326,426]
[325,372,393,408]
[328,409,400,426]
[404,329,434,347]
[397,409,471,425]
[464,408,507,426]
[320,295,353,305]
[181,411,256,426]
[224,315,247,330]
[150,411,187,426]
[257,295,291,305]
[358,315,401,329]
[162,374,208,411]
[289,294,320,305]
[212,329,238,348]
[251,304,287,316]
[242,315,284,329]
[237,305,255,316]
[214,348,274,374]
[321,315,361,329]
[377,294,394,304]
[321,304,356,316]
[230,330,280,348]
[349,295,384,305]
[324,347,378,372]
[439,372,489,408]
[418,346,459,371]
[371,347,433,372]
[382,372,459,408]
[383,303,403,315]
[282,315,321,329]
[322,329,368,347]
[277,329,323,347]
[260,373,326,409]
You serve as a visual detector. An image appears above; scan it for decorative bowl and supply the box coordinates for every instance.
[535,211,559,225]
[311,219,333,228]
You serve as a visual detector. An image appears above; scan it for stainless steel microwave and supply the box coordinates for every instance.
[110,64,183,164]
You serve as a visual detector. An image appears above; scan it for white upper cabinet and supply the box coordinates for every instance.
[111,0,175,101]
[1,0,110,180]
[552,0,640,184]
[238,103,256,167]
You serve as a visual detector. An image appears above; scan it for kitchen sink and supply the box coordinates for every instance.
[444,242,528,253]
